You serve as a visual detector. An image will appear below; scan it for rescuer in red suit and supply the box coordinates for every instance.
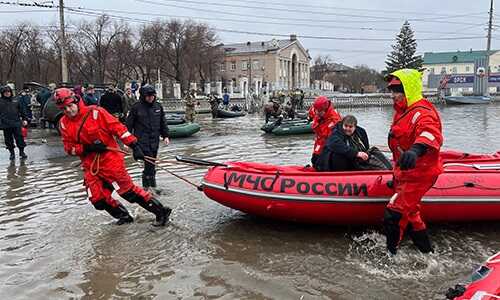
[384,69,443,255]
[310,96,342,170]
[55,88,171,226]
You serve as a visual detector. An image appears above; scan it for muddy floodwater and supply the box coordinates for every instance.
[1,103,500,299]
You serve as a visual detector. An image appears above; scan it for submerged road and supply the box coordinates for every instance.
[1,103,500,299]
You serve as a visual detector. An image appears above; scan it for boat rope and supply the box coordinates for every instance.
[90,153,100,176]
[432,182,500,190]
[270,170,280,189]
[143,156,203,191]
[106,146,203,191]
[223,172,229,190]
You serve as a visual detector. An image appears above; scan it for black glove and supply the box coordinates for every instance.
[398,144,427,170]
[130,143,145,161]
[83,140,107,153]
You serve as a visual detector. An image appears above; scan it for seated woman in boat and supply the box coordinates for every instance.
[315,115,369,171]
[310,96,342,169]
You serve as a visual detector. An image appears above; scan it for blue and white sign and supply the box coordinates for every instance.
[449,75,474,84]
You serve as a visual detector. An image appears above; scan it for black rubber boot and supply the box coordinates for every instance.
[149,176,157,188]
[383,208,403,255]
[142,174,151,188]
[19,148,27,160]
[138,198,172,226]
[8,149,15,160]
[408,227,434,254]
[104,204,134,225]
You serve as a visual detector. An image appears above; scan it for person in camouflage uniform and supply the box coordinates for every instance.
[184,90,197,123]
[289,89,302,119]
[208,93,220,118]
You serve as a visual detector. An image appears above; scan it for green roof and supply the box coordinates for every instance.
[423,50,496,64]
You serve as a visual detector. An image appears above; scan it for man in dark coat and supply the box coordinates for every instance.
[0,85,28,160]
[83,84,98,106]
[126,85,169,189]
[18,88,33,122]
[316,115,369,171]
[100,86,125,121]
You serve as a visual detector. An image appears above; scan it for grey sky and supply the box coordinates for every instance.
[1,0,497,70]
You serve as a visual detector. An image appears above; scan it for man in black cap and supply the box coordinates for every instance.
[126,85,169,190]
[0,85,28,160]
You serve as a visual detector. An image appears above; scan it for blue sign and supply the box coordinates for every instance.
[448,75,474,84]
[488,75,500,82]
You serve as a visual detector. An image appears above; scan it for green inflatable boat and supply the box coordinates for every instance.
[261,119,312,135]
[168,123,201,138]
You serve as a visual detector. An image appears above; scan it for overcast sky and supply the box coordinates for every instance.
[1,0,497,70]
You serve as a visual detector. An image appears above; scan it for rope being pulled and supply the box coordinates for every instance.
[142,156,203,191]
[107,146,204,191]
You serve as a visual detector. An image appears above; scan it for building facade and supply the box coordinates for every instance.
[423,50,500,94]
[220,35,311,96]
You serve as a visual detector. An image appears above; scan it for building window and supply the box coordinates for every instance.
[231,61,236,71]
[241,60,247,71]
[452,67,457,73]
[220,62,225,72]
[429,68,435,74]
[253,60,259,70]
[440,67,446,74]
[466,66,470,72]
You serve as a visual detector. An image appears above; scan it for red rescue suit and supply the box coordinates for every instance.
[386,98,443,248]
[311,105,341,156]
[59,103,151,208]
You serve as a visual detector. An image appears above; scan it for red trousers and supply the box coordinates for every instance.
[386,176,437,241]
[84,162,151,208]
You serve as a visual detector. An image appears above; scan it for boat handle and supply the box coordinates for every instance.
[223,172,229,190]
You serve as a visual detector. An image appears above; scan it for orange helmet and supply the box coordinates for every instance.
[54,88,77,108]
[312,96,331,112]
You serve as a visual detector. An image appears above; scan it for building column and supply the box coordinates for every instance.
[204,82,211,95]
[216,81,222,96]
[190,82,197,91]
[173,82,181,99]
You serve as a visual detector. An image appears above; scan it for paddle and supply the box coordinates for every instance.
[175,155,227,167]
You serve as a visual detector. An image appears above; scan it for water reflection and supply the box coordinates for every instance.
[0,103,500,299]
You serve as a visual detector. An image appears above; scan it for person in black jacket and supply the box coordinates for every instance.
[0,85,28,160]
[126,85,169,189]
[315,115,369,171]
[99,86,125,121]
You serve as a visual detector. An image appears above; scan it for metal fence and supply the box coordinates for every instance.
[160,93,445,113]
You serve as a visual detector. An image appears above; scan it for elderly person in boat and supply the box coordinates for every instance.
[314,115,369,171]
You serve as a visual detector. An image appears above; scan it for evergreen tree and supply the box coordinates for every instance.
[385,21,423,73]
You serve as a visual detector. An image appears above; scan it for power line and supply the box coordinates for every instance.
[142,0,401,20]
[308,48,389,54]
[0,2,490,42]
[63,8,489,42]
[0,9,55,13]
[67,6,485,36]
[216,0,486,18]
[137,0,488,26]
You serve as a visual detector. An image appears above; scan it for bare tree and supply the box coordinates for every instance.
[75,15,127,83]
[0,19,222,92]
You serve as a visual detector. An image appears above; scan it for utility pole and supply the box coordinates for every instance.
[485,0,494,95]
[59,0,69,83]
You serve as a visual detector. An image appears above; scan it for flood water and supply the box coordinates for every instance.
[1,103,500,299]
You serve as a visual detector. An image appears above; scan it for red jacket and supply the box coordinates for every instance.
[59,103,137,171]
[389,98,443,180]
[311,106,341,155]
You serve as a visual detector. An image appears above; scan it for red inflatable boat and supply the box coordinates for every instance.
[200,150,500,224]
[447,252,500,300]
